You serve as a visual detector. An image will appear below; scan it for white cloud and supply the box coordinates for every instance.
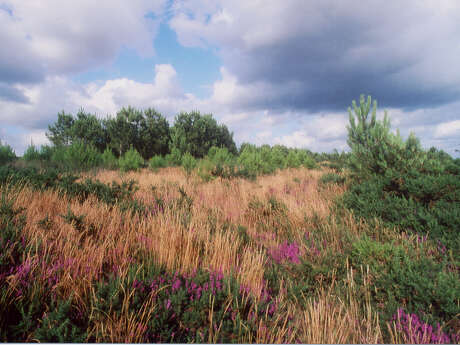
[0,0,165,87]
[274,131,314,149]
[434,120,460,138]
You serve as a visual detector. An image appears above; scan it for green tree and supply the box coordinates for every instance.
[46,111,74,146]
[346,94,425,178]
[137,108,170,158]
[0,140,16,165]
[170,111,237,158]
[104,107,170,159]
[71,110,108,151]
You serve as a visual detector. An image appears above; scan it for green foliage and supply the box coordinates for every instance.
[46,111,74,147]
[118,147,144,172]
[347,94,426,179]
[33,299,87,342]
[22,144,41,162]
[104,107,170,158]
[181,152,197,177]
[47,107,170,160]
[71,110,108,151]
[0,141,16,166]
[165,147,182,166]
[349,236,460,326]
[237,145,271,179]
[101,147,118,169]
[344,95,460,256]
[319,172,346,186]
[285,150,301,168]
[197,146,237,180]
[170,111,237,158]
[51,141,102,171]
[342,168,460,254]
[92,263,277,343]
[149,155,167,171]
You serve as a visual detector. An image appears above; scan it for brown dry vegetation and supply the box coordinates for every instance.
[4,167,386,343]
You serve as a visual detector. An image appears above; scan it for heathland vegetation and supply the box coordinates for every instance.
[0,95,458,343]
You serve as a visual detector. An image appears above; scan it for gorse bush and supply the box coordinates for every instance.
[118,147,144,172]
[349,236,460,327]
[0,141,16,166]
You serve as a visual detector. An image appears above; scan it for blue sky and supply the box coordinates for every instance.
[1,1,460,156]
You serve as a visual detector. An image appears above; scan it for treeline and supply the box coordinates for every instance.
[1,107,328,177]
[46,107,237,159]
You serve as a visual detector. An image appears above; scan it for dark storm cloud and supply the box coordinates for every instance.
[172,1,460,113]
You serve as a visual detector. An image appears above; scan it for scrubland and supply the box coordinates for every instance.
[1,95,459,343]
[1,164,458,343]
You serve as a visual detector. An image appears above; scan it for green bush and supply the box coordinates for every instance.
[101,147,118,169]
[23,145,42,161]
[349,236,460,327]
[202,146,237,179]
[51,141,102,171]
[0,141,16,166]
[297,150,317,169]
[149,155,167,171]
[343,94,460,256]
[118,147,144,172]
[181,152,197,177]
[165,147,182,166]
[319,172,346,186]
[285,151,301,168]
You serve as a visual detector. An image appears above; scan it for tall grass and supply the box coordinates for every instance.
[1,166,456,342]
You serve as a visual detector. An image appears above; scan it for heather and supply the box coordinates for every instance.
[0,96,458,343]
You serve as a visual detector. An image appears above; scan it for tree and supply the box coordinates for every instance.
[347,94,425,178]
[71,110,108,151]
[104,108,137,157]
[170,111,237,158]
[137,108,170,158]
[47,111,74,146]
[104,107,170,159]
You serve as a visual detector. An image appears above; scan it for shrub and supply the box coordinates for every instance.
[203,146,237,179]
[319,172,346,186]
[165,147,182,166]
[51,141,102,171]
[23,145,41,162]
[149,155,167,171]
[349,236,460,328]
[0,141,16,166]
[101,147,117,169]
[285,151,301,168]
[38,145,54,161]
[297,150,317,169]
[118,147,144,172]
[181,152,197,177]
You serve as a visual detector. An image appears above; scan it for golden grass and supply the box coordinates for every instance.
[3,166,385,343]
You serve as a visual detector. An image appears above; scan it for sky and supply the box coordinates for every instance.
[1,0,460,156]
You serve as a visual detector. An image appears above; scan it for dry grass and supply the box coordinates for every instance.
[4,166,384,342]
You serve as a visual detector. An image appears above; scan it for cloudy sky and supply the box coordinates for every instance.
[1,0,460,156]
